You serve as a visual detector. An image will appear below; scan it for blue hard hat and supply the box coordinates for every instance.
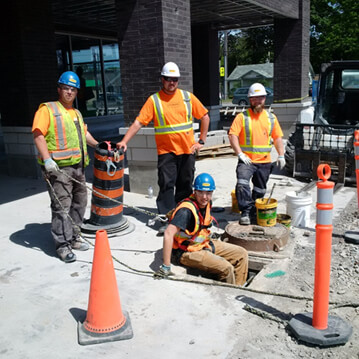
[58,71,80,89]
[193,173,216,191]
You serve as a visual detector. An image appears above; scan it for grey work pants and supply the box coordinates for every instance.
[45,166,87,251]
[235,161,272,215]
[179,240,248,286]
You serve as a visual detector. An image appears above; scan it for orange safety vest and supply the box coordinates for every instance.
[171,195,213,252]
[151,89,193,135]
[151,90,194,154]
[239,109,275,162]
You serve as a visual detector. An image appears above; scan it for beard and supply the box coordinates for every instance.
[251,103,265,114]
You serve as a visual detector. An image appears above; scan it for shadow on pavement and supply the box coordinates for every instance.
[212,207,239,230]
[123,205,164,230]
[69,307,87,323]
[0,175,46,205]
[150,248,163,271]
[236,295,292,322]
[9,223,57,258]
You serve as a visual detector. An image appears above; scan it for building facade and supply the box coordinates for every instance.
[0,0,310,178]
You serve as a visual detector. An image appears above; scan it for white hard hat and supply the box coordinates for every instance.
[161,62,181,77]
[248,83,267,97]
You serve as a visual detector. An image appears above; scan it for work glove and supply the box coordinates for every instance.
[154,264,174,279]
[238,152,252,165]
[44,158,60,174]
[276,156,286,170]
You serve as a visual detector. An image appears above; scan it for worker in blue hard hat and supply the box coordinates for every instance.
[32,70,99,263]
[155,173,248,286]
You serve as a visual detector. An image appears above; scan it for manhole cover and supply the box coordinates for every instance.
[224,222,290,252]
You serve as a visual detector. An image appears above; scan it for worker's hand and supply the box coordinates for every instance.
[154,264,174,279]
[116,141,127,152]
[276,156,286,170]
[44,158,60,174]
[191,142,203,154]
[238,152,252,165]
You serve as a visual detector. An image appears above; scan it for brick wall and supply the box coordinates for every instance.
[2,126,41,178]
[273,0,310,102]
[0,0,58,178]
[118,0,192,125]
[0,0,58,127]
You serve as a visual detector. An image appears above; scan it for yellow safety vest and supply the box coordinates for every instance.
[37,101,89,167]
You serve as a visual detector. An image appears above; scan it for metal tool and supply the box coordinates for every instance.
[266,183,276,204]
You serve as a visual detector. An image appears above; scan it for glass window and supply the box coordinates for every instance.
[100,42,123,116]
[55,34,123,118]
[342,70,359,89]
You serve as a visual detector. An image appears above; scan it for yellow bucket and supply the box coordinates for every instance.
[277,213,292,227]
[255,198,278,227]
[231,190,240,213]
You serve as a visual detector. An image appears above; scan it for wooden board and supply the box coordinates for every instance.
[197,144,235,159]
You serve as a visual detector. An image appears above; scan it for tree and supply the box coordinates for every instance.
[310,0,359,72]
[219,27,274,76]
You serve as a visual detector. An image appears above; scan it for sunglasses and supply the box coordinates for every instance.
[163,76,179,82]
[60,85,77,93]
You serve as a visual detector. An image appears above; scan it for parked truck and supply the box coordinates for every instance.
[285,61,359,184]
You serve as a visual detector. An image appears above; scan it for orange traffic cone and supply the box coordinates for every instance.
[78,229,133,345]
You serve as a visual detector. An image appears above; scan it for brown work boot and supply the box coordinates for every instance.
[71,237,89,251]
[57,246,77,263]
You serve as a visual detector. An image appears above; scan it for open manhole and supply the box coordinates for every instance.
[222,222,291,286]
[173,223,291,287]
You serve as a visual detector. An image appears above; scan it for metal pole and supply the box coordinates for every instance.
[224,30,228,100]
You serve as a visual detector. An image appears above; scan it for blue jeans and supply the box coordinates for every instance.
[235,161,272,214]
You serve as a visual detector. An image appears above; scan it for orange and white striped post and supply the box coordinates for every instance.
[288,164,352,347]
[312,164,334,329]
[353,130,359,209]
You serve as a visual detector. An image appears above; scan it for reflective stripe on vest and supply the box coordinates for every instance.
[242,110,275,153]
[47,101,66,150]
[151,90,193,135]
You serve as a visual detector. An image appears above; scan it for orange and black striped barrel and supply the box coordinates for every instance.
[87,142,125,226]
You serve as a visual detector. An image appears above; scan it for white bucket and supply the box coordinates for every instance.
[285,191,312,227]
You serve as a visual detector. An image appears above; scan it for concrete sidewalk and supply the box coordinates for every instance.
[0,156,357,358]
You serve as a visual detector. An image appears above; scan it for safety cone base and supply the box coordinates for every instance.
[287,312,352,347]
[344,230,359,245]
[78,310,133,346]
[81,218,135,237]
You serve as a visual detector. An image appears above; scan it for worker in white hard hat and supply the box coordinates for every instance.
[228,83,285,225]
[117,62,210,234]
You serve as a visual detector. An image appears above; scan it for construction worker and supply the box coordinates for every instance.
[228,83,285,225]
[32,71,99,263]
[117,62,210,234]
[155,173,248,286]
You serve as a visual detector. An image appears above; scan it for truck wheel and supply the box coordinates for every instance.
[284,132,296,176]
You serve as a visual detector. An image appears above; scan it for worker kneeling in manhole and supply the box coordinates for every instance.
[155,173,249,286]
